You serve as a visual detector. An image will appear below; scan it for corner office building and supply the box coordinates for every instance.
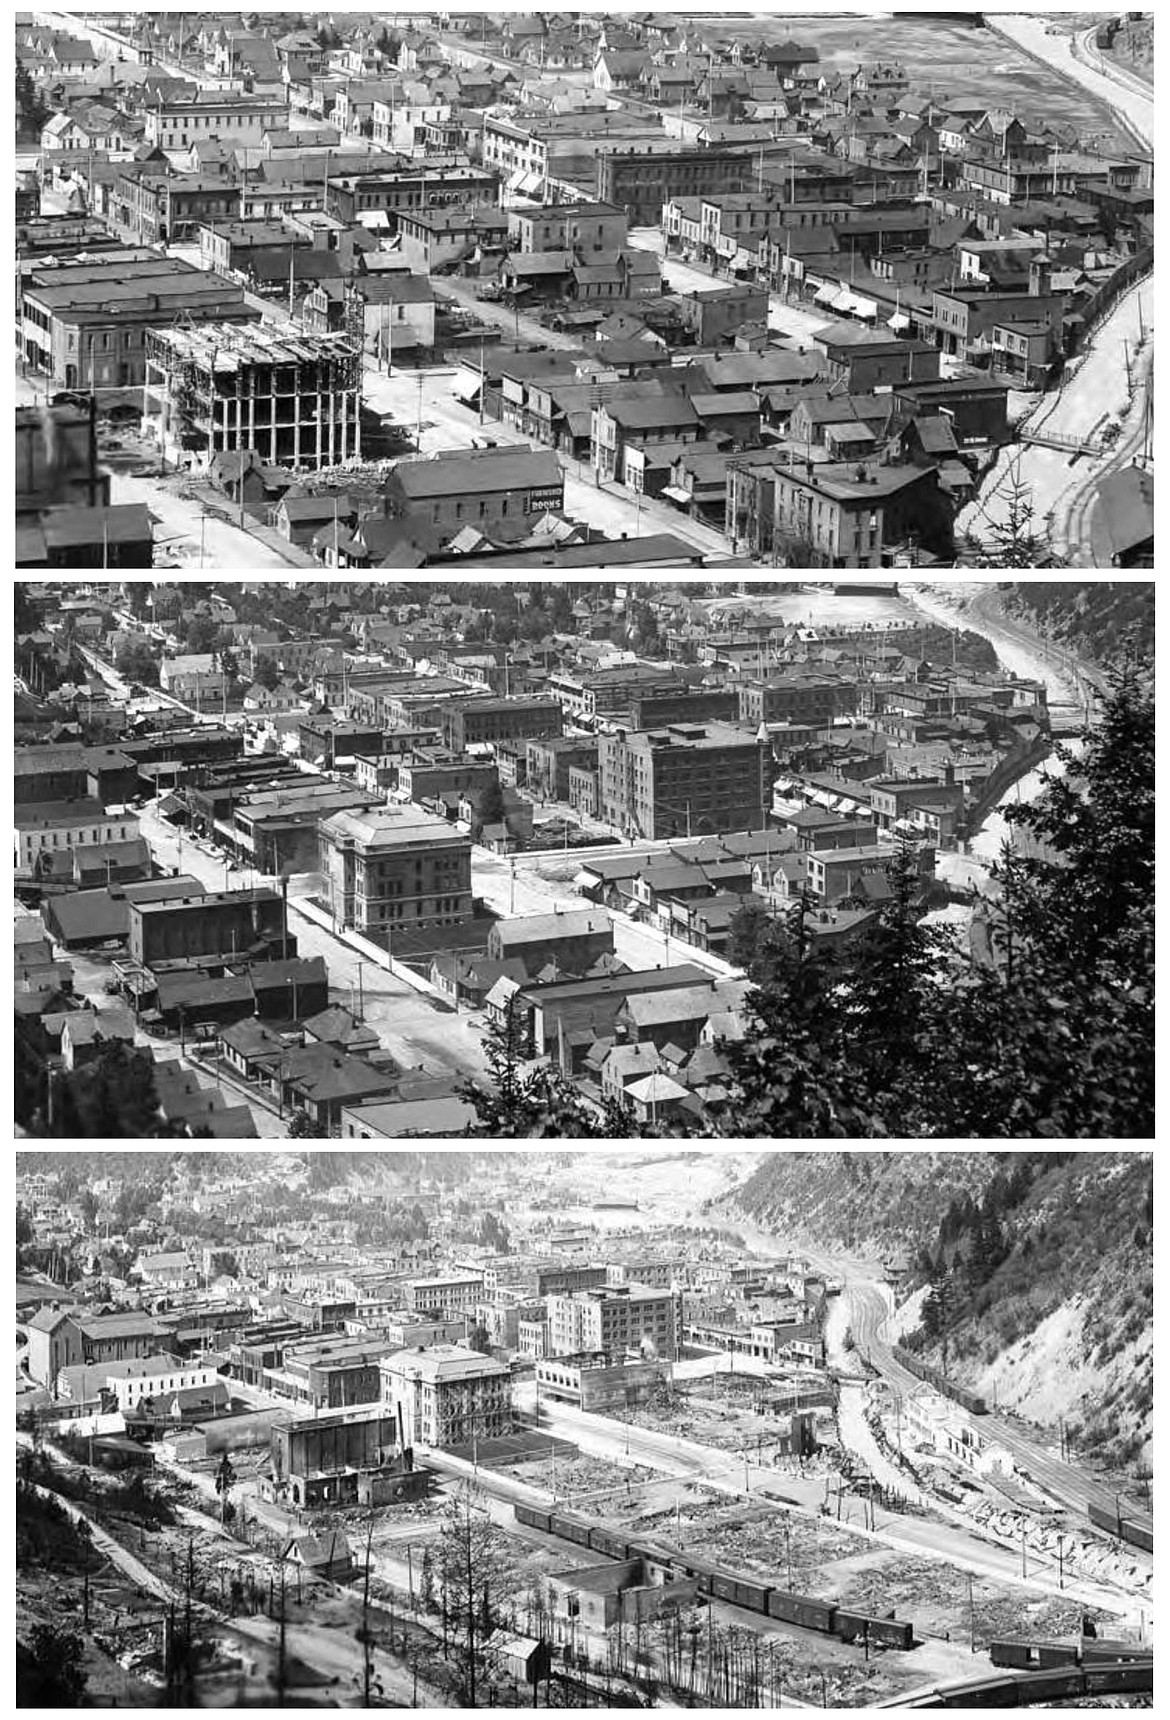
[144,323,362,472]
[598,721,777,841]
[317,805,472,935]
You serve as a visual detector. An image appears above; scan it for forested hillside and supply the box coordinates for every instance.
[1003,581,1153,662]
[909,1152,1153,1468]
[729,1153,1004,1253]
[732,1151,1153,1470]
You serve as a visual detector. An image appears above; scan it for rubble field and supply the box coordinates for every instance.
[507,1453,660,1500]
[624,1382,828,1455]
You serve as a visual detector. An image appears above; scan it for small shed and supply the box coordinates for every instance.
[484,1631,552,1687]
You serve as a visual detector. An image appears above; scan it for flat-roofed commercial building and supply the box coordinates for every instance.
[404,1273,485,1315]
[317,805,472,934]
[127,885,290,968]
[536,1351,672,1412]
[380,1345,512,1449]
[598,722,776,841]
[441,696,563,753]
[546,1285,681,1361]
[14,799,140,874]
[736,671,858,727]
[17,253,256,390]
[144,91,289,151]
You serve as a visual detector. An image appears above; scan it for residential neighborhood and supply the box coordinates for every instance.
[15,10,1153,568]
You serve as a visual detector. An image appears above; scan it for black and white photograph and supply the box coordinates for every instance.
[15,1148,1154,1707]
[14,576,1154,1140]
[15,7,1153,570]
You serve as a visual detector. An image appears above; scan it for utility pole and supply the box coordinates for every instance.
[277,1568,288,1707]
[363,1515,375,1706]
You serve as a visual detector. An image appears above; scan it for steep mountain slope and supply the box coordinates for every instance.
[1003,581,1154,663]
[730,1152,1152,1471]
[910,1153,1153,1469]
[729,1152,1005,1255]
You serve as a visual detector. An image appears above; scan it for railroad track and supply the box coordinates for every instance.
[1050,348,1153,566]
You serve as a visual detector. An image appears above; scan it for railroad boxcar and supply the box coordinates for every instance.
[514,1501,552,1534]
[1119,1516,1153,1552]
[673,1553,719,1597]
[710,1572,771,1614]
[550,1510,593,1546]
[939,1674,1020,1707]
[766,1590,837,1633]
[587,1524,631,1562]
[1019,1666,1092,1703]
[1087,1500,1119,1535]
[632,1538,682,1579]
[1081,1638,1150,1665]
[990,1640,1079,1670]
[865,1616,914,1651]
[834,1608,877,1643]
[1084,1659,1154,1696]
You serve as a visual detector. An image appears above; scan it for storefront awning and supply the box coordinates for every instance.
[812,282,838,306]
[451,373,482,403]
[661,485,693,504]
[887,310,911,332]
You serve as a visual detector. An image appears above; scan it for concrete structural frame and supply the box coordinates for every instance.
[143,322,363,472]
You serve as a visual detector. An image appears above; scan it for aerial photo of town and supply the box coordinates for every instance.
[14,576,1154,1140]
[15,1149,1154,1707]
[15,8,1154,569]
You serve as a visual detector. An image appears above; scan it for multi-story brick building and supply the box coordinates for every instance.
[546,1285,681,1361]
[18,254,256,391]
[404,1273,485,1314]
[598,721,776,840]
[127,886,290,968]
[736,672,858,728]
[525,736,600,802]
[441,696,564,753]
[726,457,953,567]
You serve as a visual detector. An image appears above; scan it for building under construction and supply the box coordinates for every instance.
[144,322,363,472]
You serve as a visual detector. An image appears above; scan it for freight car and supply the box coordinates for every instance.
[512,1503,916,1651]
[549,1509,594,1547]
[990,1640,1079,1670]
[893,1346,988,1416]
[1087,1499,1154,1554]
[991,1635,1149,1671]
[1085,1658,1154,1695]
[767,1590,837,1633]
[671,1552,720,1595]
[835,1612,914,1651]
[900,1660,1153,1707]
[710,1572,772,1613]
[514,1501,552,1535]
[587,1524,631,1563]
